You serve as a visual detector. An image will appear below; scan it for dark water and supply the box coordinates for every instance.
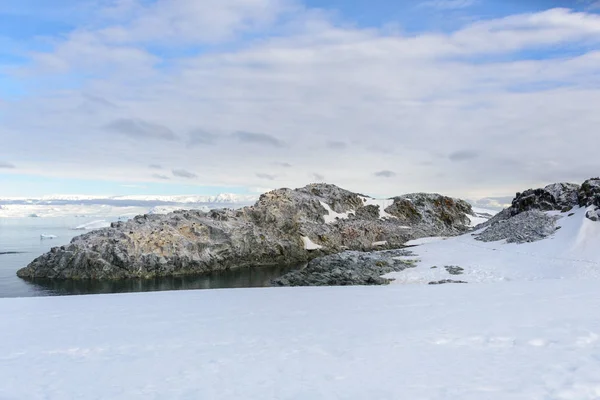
[23,265,300,297]
[0,217,301,298]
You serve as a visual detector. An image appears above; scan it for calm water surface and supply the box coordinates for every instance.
[0,217,300,298]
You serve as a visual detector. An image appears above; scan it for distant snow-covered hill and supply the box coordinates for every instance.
[0,193,259,205]
[0,193,258,218]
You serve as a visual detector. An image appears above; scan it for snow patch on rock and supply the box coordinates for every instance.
[301,236,323,250]
[360,197,396,219]
[319,201,353,223]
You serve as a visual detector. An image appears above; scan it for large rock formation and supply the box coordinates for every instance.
[509,182,579,215]
[17,184,475,280]
[475,177,600,244]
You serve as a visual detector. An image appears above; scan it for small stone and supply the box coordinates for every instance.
[428,279,468,285]
[444,266,464,275]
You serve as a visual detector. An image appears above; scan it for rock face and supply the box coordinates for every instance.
[578,178,600,208]
[475,210,561,243]
[475,177,600,244]
[17,184,475,280]
[271,249,417,287]
[510,183,579,215]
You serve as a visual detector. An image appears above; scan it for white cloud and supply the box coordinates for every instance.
[0,161,16,169]
[97,0,295,44]
[1,3,600,199]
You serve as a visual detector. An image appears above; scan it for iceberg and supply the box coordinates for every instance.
[74,220,111,230]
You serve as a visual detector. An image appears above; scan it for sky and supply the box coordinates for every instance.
[1,0,600,201]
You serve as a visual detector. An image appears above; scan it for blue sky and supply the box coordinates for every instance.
[1,0,600,198]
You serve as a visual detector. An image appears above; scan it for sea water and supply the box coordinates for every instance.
[0,217,299,298]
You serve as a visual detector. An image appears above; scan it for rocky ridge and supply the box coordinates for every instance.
[17,184,475,280]
[474,178,599,244]
[273,177,599,287]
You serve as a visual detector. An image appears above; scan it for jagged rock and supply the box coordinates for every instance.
[387,193,472,230]
[354,205,380,220]
[444,266,464,275]
[511,183,580,215]
[17,183,475,280]
[272,249,417,287]
[578,178,600,208]
[475,210,560,244]
[586,208,600,222]
[472,177,600,244]
[478,181,584,231]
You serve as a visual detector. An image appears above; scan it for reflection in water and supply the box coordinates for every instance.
[25,263,304,296]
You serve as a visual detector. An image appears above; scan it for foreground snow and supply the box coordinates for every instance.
[2,280,600,399]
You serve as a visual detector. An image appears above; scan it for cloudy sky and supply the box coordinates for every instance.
[0,0,599,201]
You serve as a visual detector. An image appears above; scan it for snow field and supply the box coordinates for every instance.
[1,280,600,399]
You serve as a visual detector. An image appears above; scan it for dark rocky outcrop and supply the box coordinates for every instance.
[475,210,561,243]
[579,178,600,222]
[272,249,417,287]
[510,182,579,215]
[578,178,600,208]
[274,177,599,288]
[17,183,475,280]
[428,279,468,285]
[474,177,599,244]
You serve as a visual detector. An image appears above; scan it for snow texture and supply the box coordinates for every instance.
[372,240,388,247]
[360,197,396,219]
[2,280,600,399]
[319,201,353,223]
[302,236,323,250]
[386,207,600,284]
[2,204,600,399]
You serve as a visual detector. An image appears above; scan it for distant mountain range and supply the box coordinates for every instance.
[0,194,260,207]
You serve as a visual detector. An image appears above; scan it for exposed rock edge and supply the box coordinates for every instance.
[17,183,474,280]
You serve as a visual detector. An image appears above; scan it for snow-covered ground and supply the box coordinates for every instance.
[466,206,497,226]
[2,205,600,399]
[1,280,600,399]
[386,206,600,284]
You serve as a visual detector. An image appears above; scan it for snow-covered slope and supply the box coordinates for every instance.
[386,206,600,284]
[1,280,600,399]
